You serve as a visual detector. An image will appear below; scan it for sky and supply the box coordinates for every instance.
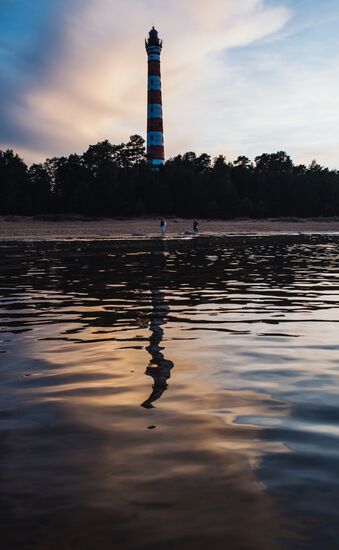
[1,0,339,167]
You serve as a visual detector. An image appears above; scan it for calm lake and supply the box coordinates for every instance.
[1,235,339,549]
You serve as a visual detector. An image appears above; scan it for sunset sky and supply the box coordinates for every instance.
[1,0,339,167]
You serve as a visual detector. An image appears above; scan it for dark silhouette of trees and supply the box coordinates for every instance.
[27,164,53,214]
[0,149,29,214]
[1,136,339,218]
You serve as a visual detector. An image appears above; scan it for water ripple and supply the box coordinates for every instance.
[1,235,339,549]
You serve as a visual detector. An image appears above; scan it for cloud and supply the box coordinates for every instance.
[0,0,291,163]
[6,0,339,169]
[201,7,339,169]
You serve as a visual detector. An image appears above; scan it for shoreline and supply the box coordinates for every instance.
[1,216,339,240]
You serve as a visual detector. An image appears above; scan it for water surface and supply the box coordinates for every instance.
[1,235,339,549]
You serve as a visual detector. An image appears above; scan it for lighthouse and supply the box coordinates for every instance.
[145,27,165,167]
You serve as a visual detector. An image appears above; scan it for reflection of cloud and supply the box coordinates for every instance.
[3,325,289,548]
[0,0,290,162]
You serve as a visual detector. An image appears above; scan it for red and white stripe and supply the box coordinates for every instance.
[145,27,164,167]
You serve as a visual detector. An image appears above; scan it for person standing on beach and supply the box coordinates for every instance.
[193,220,199,234]
[160,218,166,238]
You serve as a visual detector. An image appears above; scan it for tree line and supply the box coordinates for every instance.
[1,135,339,218]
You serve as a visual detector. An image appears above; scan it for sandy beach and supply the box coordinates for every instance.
[1,216,339,240]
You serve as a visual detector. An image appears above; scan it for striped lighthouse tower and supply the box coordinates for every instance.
[145,27,165,167]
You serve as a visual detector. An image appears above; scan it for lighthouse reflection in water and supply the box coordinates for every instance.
[142,248,173,409]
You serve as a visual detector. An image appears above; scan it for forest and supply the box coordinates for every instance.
[1,134,339,218]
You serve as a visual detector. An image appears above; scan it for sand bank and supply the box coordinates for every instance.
[1,216,339,240]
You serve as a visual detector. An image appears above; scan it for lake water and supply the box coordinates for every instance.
[1,235,339,549]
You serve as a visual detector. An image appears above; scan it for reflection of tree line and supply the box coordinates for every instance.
[2,237,335,336]
[6,238,307,300]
